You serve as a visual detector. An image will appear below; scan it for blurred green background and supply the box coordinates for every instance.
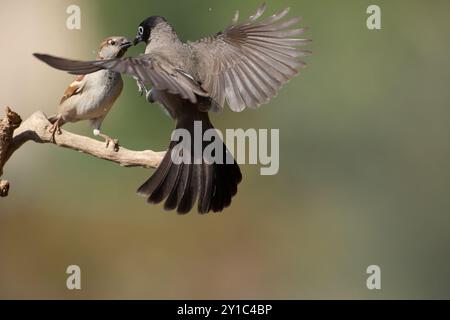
[1,0,450,299]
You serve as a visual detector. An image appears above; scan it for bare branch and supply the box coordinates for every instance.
[0,107,22,174]
[0,107,165,197]
[0,107,22,196]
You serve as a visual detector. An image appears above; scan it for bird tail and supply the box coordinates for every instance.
[137,115,242,214]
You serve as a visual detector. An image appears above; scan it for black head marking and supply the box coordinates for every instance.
[137,16,167,43]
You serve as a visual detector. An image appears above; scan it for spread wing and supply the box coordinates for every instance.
[33,53,208,104]
[189,3,311,112]
[60,75,85,104]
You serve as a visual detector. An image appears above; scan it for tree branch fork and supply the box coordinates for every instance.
[0,107,165,197]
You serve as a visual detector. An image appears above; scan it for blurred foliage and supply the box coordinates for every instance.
[1,0,450,299]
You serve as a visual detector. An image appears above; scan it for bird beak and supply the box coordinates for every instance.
[120,40,133,49]
[133,35,143,46]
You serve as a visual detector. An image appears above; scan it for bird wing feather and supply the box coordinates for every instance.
[189,3,311,112]
[59,75,85,104]
[33,53,208,104]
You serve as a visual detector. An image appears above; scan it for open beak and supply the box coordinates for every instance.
[133,35,143,46]
[117,39,133,57]
[120,40,133,50]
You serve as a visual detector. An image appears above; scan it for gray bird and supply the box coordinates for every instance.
[33,3,310,214]
[43,36,132,149]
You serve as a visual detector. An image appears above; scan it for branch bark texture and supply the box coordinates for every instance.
[0,107,165,197]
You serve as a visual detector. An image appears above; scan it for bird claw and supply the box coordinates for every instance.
[145,89,155,103]
[136,79,155,103]
[95,130,120,152]
[105,137,120,152]
[136,79,147,97]
[48,122,62,142]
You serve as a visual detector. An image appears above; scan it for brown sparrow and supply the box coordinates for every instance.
[41,36,132,150]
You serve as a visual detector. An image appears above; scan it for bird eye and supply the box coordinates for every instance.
[109,40,116,45]
[138,26,144,35]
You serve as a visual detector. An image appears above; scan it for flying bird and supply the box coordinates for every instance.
[42,36,132,149]
[33,3,310,213]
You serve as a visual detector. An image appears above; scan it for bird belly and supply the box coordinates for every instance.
[151,89,178,119]
[152,90,210,120]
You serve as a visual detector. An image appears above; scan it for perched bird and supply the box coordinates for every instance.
[33,3,310,213]
[39,36,132,149]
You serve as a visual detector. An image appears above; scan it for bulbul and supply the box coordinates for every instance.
[42,36,132,149]
[33,3,310,214]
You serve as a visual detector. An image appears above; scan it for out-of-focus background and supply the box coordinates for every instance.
[1,0,449,299]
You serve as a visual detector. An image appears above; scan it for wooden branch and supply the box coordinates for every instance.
[0,107,22,196]
[0,107,165,197]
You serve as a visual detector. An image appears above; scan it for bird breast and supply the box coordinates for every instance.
[59,70,123,121]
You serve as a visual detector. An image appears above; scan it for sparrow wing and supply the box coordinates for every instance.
[33,54,103,74]
[189,3,311,111]
[60,75,85,104]
[33,53,207,104]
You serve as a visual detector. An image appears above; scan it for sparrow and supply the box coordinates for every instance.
[33,3,310,214]
[39,36,132,149]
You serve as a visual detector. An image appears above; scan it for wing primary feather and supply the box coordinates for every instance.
[247,3,267,23]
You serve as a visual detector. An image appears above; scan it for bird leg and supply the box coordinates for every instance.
[135,79,155,103]
[93,129,119,152]
[48,116,63,142]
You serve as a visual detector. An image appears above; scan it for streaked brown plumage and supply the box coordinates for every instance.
[33,3,310,214]
[43,36,132,149]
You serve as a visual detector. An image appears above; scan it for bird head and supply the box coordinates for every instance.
[97,36,132,60]
[133,16,168,46]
